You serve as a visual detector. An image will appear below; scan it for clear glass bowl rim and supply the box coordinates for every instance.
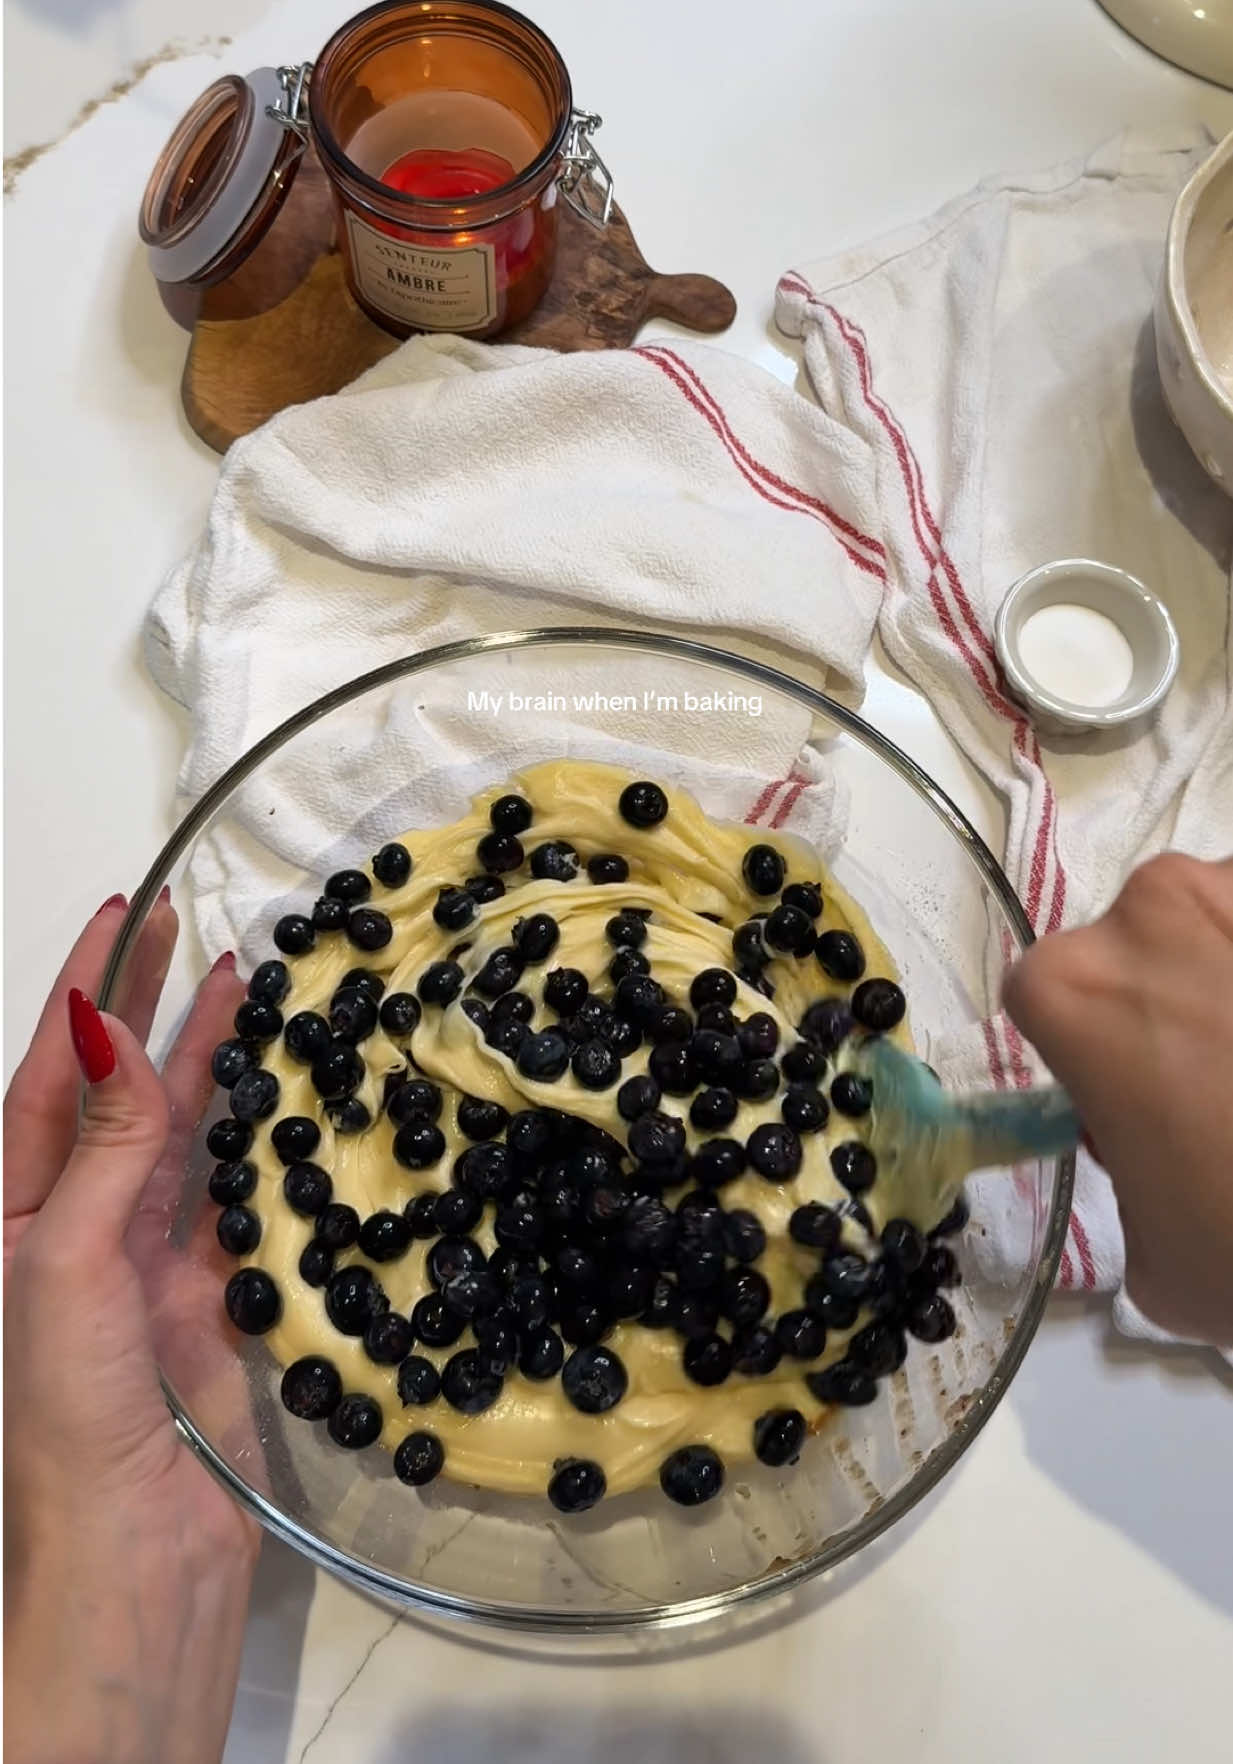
[100,626,1074,1634]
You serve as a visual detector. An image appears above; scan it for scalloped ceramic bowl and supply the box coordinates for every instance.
[100,630,1072,1631]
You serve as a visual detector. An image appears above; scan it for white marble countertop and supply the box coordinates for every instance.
[6,2,1233,1759]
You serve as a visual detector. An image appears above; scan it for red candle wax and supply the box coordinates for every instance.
[381,146,517,199]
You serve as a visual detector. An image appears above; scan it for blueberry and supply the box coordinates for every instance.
[648,1041,697,1096]
[388,1079,443,1126]
[325,1265,386,1335]
[230,1068,280,1123]
[374,993,418,1040]
[418,962,464,1007]
[906,1292,957,1342]
[742,844,785,897]
[441,1348,503,1415]
[831,1140,877,1193]
[322,868,368,904]
[639,1275,677,1329]
[224,1268,280,1334]
[363,1310,415,1365]
[782,1084,829,1133]
[298,1240,334,1287]
[732,919,769,968]
[753,1408,806,1467]
[645,1009,688,1050]
[548,1458,607,1513]
[807,1362,878,1406]
[765,904,816,956]
[206,1117,253,1162]
[248,959,291,1005]
[849,1320,907,1377]
[281,1355,342,1420]
[776,1309,826,1359]
[799,998,853,1054]
[690,968,737,1010]
[473,947,523,999]
[617,1074,661,1122]
[571,1039,621,1090]
[506,1108,557,1165]
[268,1116,319,1166]
[603,1260,654,1318]
[731,1322,782,1376]
[473,830,523,876]
[334,1101,373,1140]
[718,1266,770,1326]
[453,1141,513,1198]
[674,1238,725,1293]
[394,1430,445,1486]
[329,987,378,1043]
[208,1160,257,1206]
[508,1275,550,1332]
[815,930,865,982]
[520,1327,566,1380]
[691,1138,746,1189]
[606,911,648,948]
[695,1003,736,1034]
[921,1243,960,1288]
[450,1097,503,1144]
[789,1202,840,1251]
[822,1252,873,1303]
[659,1444,724,1506]
[806,1284,861,1331]
[608,947,651,985]
[682,1331,733,1386]
[616,778,670,828]
[371,842,412,888]
[490,793,533,834]
[746,1122,802,1180]
[473,1311,518,1375]
[327,1393,383,1449]
[881,1218,926,1274]
[358,1210,413,1263]
[340,968,386,1001]
[689,1087,737,1131]
[310,1041,363,1102]
[587,853,629,884]
[411,1292,465,1348]
[211,1038,255,1089]
[689,1030,741,1086]
[490,990,534,1025]
[403,1192,441,1238]
[562,1344,627,1413]
[613,973,665,1027]
[599,1013,642,1058]
[434,1189,483,1236]
[782,881,823,919]
[735,1058,780,1102]
[397,1355,441,1406]
[584,1185,630,1234]
[465,873,505,904]
[284,1010,332,1064]
[216,1204,261,1254]
[316,1203,360,1249]
[723,1208,766,1264]
[622,1194,676,1259]
[529,840,579,882]
[513,913,559,963]
[676,1188,725,1228]
[737,1012,779,1060]
[311,896,349,933]
[831,1073,873,1118]
[930,1192,970,1238]
[517,1028,570,1081]
[628,1110,686,1166]
[851,977,907,1033]
[273,914,314,956]
[347,908,392,952]
[234,999,283,1042]
[433,887,476,932]
[556,1242,600,1289]
[543,967,588,1016]
[427,1236,486,1287]
[442,1270,503,1322]
[781,1040,825,1083]
[283,1161,332,1217]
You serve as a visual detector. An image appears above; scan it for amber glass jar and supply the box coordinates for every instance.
[308,1,574,337]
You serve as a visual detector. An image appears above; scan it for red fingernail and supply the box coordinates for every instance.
[211,950,237,973]
[68,989,117,1084]
[158,884,172,905]
[96,893,127,915]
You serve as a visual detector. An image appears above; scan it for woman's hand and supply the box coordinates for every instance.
[1004,854,1233,1346]
[4,897,258,1764]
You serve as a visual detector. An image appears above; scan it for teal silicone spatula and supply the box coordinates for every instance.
[850,1038,1081,1227]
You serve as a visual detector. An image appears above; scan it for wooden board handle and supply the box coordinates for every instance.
[645,273,737,334]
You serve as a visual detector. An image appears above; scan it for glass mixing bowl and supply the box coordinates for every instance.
[101,629,1072,1630]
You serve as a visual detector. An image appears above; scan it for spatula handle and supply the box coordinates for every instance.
[956,1084,1081,1168]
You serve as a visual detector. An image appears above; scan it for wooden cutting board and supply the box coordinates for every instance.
[182,198,737,453]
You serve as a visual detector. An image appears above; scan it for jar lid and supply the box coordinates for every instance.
[140,67,302,285]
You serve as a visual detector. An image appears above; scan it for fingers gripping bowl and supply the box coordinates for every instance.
[102,631,1072,1628]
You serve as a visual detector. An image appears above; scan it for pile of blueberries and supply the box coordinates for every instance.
[208,781,965,1514]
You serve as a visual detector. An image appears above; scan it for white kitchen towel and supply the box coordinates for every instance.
[776,125,1233,1321]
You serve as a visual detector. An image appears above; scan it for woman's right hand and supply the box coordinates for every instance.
[1003,853,1233,1346]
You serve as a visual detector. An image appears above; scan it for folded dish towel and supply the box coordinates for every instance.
[775,125,1233,1338]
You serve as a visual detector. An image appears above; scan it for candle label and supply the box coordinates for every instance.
[344,212,497,330]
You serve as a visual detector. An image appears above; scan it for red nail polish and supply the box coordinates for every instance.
[96,893,127,915]
[157,884,172,904]
[211,950,237,973]
[68,989,116,1084]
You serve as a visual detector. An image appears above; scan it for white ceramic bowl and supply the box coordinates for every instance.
[1154,127,1233,495]
[994,559,1180,737]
